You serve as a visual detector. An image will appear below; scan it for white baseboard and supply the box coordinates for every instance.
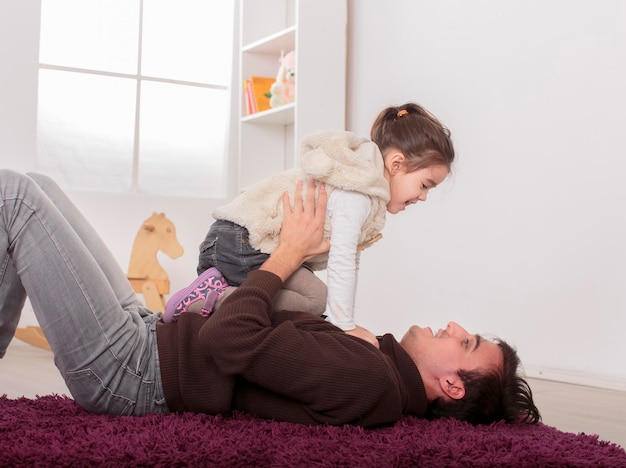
[525,367,626,392]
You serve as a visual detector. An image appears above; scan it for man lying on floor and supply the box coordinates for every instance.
[0,170,539,426]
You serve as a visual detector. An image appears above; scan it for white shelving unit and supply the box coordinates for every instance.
[237,0,347,191]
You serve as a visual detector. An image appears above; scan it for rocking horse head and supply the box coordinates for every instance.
[127,212,184,285]
[139,212,184,259]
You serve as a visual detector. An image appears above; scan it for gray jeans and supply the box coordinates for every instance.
[0,169,168,416]
[198,220,328,315]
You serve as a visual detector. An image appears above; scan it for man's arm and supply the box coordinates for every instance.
[200,180,400,425]
[259,179,330,281]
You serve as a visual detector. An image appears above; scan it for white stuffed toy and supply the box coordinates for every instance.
[269,50,296,108]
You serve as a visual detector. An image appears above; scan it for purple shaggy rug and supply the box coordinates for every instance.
[1,395,625,467]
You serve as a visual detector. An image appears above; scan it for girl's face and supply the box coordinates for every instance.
[384,152,449,214]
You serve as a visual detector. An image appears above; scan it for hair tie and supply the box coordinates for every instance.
[396,109,409,118]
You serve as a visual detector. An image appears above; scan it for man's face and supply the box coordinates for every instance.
[400,321,503,400]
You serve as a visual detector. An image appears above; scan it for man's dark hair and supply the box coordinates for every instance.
[425,339,541,425]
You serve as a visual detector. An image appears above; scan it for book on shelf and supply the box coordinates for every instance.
[244,79,254,115]
[243,76,274,115]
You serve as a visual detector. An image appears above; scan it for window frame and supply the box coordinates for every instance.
[37,0,236,197]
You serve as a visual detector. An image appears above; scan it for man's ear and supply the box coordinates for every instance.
[440,377,465,400]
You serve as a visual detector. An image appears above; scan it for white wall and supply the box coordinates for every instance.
[0,0,38,171]
[2,0,625,389]
[347,0,626,389]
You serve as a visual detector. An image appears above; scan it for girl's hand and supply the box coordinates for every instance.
[346,325,380,349]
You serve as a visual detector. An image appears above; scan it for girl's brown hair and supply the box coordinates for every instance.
[370,103,455,172]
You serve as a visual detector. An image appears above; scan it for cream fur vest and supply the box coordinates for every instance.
[212,131,390,270]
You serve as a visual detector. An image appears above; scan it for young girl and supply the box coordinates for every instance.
[164,102,455,347]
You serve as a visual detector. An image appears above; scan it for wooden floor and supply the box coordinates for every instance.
[2,339,625,449]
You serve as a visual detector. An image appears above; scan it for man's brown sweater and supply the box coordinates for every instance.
[156,270,428,427]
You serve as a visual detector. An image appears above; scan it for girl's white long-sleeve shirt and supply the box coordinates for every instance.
[212,130,390,330]
[325,189,372,330]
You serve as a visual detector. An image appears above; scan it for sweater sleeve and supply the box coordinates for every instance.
[324,189,371,330]
[199,269,403,425]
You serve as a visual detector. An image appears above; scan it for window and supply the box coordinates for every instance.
[37,0,234,198]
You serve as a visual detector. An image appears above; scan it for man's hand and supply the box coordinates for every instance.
[260,180,330,282]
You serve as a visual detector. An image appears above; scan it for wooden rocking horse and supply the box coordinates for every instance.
[126,212,184,313]
[14,212,184,351]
